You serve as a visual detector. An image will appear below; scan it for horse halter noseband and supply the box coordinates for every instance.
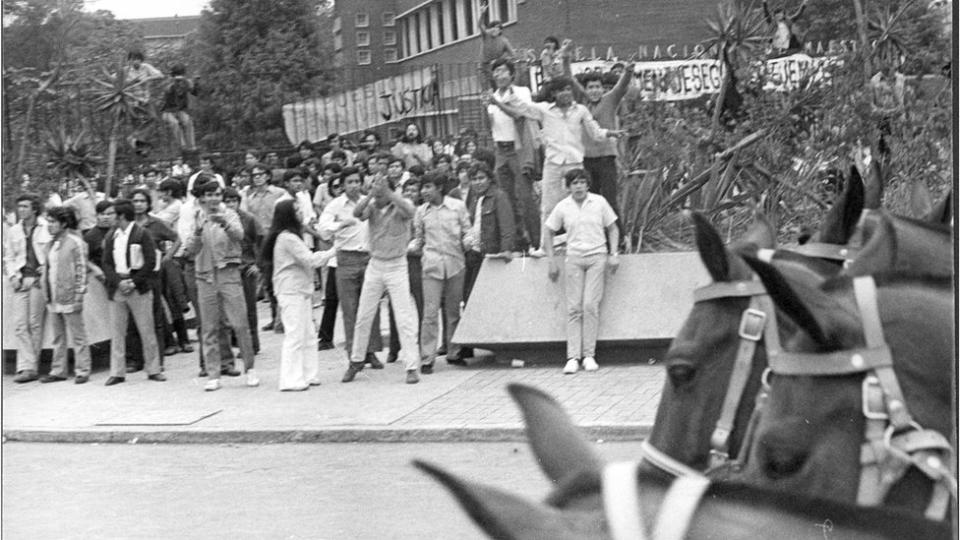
[602,461,711,540]
[768,276,957,520]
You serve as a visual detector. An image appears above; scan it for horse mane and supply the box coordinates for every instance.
[706,481,948,537]
[821,272,954,292]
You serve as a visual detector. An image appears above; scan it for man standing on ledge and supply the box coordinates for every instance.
[341,174,421,385]
[543,169,619,375]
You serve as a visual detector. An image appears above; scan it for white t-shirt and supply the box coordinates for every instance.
[488,85,532,143]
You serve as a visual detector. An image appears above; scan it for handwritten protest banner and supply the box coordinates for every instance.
[283,66,480,143]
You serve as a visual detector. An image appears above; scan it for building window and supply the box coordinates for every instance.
[384,48,398,63]
[355,12,369,27]
[357,50,371,65]
[334,34,343,51]
[356,31,370,46]
[333,16,342,33]
[382,11,396,26]
[384,30,397,46]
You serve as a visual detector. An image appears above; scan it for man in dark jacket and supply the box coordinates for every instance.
[101,199,166,385]
[463,162,514,303]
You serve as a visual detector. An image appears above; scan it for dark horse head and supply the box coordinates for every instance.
[413,384,950,539]
[736,258,955,519]
[646,212,837,474]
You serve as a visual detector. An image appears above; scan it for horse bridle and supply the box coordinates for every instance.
[767,275,957,520]
[602,461,711,540]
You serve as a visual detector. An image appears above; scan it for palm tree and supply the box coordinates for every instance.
[92,59,149,197]
[867,0,916,67]
[700,0,768,134]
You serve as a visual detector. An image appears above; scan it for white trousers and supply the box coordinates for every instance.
[277,293,319,390]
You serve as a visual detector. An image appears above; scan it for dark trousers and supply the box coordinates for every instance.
[495,142,538,250]
[583,155,623,236]
[463,250,484,305]
[240,263,260,353]
[335,251,382,357]
[161,257,190,346]
[389,255,424,355]
[318,267,338,342]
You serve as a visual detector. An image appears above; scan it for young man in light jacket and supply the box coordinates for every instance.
[40,206,92,384]
[4,194,52,383]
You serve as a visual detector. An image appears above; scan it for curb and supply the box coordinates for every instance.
[3,424,651,444]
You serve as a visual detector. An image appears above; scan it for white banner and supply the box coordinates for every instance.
[282,66,481,143]
[530,53,835,100]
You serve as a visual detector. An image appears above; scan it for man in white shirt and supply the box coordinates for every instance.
[317,166,383,367]
[493,76,624,255]
[186,154,225,203]
[484,58,538,252]
[543,168,619,375]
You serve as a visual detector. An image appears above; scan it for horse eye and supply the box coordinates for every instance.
[668,364,696,387]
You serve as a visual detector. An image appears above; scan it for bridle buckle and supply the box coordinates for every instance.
[862,375,889,421]
[738,309,766,341]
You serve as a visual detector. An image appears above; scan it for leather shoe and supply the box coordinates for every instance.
[317,340,335,351]
[163,345,179,356]
[104,376,125,386]
[180,343,195,353]
[366,353,384,370]
[13,370,38,383]
[262,321,276,331]
[341,362,364,383]
[386,352,399,363]
[405,370,420,384]
[446,357,467,366]
[420,363,434,374]
[198,369,208,377]
[75,375,89,384]
[148,373,167,382]
[221,367,242,377]
[40,374,67,383]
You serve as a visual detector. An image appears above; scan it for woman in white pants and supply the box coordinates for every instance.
[261,199,333,391]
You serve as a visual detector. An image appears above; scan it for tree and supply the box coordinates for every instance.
[183,0,337,148]
[92,60,150,196]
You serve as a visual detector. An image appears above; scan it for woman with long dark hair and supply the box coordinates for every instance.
[261,199,333,391]
[391,122,432,169]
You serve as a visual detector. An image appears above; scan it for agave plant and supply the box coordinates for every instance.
[45,126,103,180]
[867,0,915,66]
[92,62,150,196]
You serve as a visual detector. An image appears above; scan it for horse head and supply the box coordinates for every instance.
[845,211,953,277]
[647,212,835,476]
[737,257,955,518]
[414,384,951,539]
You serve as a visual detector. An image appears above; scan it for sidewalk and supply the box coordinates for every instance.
[2,302,665,444]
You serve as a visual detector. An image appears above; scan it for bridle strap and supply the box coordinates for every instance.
[693,280,767,302]
[639,441,705,479]
[652,475,711,540]
[603,461,646,540]
[784,242,858,263]
[769,346,893,375]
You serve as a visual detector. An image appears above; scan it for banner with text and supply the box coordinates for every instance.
[531,53,835,101]
[283,66,481,143]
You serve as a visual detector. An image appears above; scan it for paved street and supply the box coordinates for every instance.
[3,441,641,540]
[3,302,666,443]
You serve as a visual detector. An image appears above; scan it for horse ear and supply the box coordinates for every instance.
[863,159,885,210]
[741,256,831,347]
[930,188,953,225]
[740,212,777,249]
[813,167,864,244]
[909,181,934,221]
[507,384,604,482]
[689,211,729,282]
[413,460,595,540]
[844,213,897,277]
